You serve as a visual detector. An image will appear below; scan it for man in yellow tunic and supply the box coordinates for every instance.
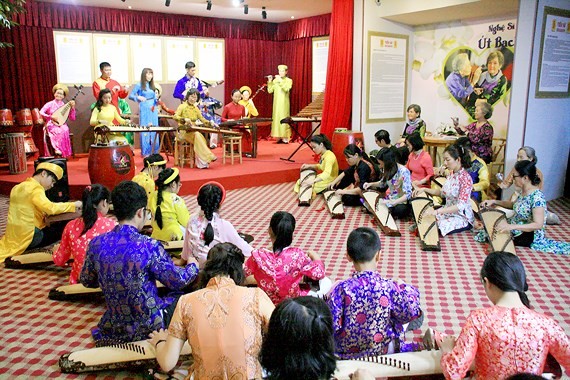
[267,64,293,144]
[0,163,82,262]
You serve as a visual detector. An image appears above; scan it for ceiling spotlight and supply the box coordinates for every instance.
[244,4,248,14]
[232,0,239,6]
[165,0,171,6]
[262,6,267,19]
[121,0,125,2]
[206,0,212,10]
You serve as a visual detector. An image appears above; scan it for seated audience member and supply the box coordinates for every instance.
[414,144,474,236]
[149,242,274,380]
[478,161,570,254]
[327,144,378,206]
[364,148,413,219]
[244,211,330,304]
[259,296,337,380]
[132,153,166,203]
[80,181,199,346]
[374,129,406,165]
[149,168,190,242]
[0,162,81,263]
[181,181,252,267]
[455,137,490,202]
[53,184,117,284]
[326,227,422,359]
[435,252,570,379]
[293,134,339,196]
[405,132,434,189]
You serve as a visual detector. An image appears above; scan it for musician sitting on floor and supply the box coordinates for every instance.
[80,181,199,346]
[132,153,166,206]
[326,227,422,359]
[0,163,82,263]
[149,168,190,242]
[327,144,378,206]
[293,134,339,197]
[374,129,407,165]
[364,148,413,219]
[174,88,217,169]
[90,88,129,146]
[53,184,117,284]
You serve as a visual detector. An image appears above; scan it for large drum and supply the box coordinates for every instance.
[31,108,44,125]
[331,129,365,171]
[6,133,27,174]
[88,144,135,190]
[0,109,13,127]
[16,109,33,126]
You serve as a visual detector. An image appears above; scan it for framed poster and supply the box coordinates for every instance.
[92,33,130,84]
[535,6,570,98]
[165,37,195,83]
[312,37,329,94]
[53,31,93,85]
[196,38,224,83]
[366,32,409,122]
[130,35,163,82]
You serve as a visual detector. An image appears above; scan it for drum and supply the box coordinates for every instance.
[16,108,33,126]
[88,144,135,190]
[6,133,28,174]
[31,108,44,125]
[0,109,13,127]
[331,129,365,171]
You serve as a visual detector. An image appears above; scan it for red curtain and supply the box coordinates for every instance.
[276,14,331,40]
[320,0,354,138]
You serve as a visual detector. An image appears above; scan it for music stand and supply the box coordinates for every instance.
[280,117,321,162]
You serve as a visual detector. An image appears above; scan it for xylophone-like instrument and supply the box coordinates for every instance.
[298,168,317,206]
[479,208,516,254]
[411,197,441,251]
[323,190,345,219]
[362,190,401,237]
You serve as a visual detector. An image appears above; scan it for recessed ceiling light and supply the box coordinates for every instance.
[128,5,132,8]
[291,16,295,19]
[232,0,240,6]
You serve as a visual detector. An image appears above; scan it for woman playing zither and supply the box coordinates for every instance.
[90,88,129,146]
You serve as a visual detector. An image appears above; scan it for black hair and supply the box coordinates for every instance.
[343,143,363,158]
[231,88,241,97]
[481,252,530,308]
[99,62,111,70]
[444,143,471,169]
[259,296,336,380]
[407,104,421,116]
[33,169,58,182]
[111,181,147,222]
[347,227,381,263]
[405,132,425,151]
[270,212,295,254]
[81,184,111,236]
[455,136,472,152]
[378,148,398,181]
[185,61,196,70]
[140,68,156,92]
[344,144,379,180]
[310,134,332,150]
[154,168,180,230]
[184,88,200,102]
[197,183,223,246]
[514,160,541,187]
[142,154,166,170]
[95,88,112,112]
[374,129,391,145]
[199,242,245,288]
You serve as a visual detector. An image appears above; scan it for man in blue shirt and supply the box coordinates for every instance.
[81,181,199,345]
[173,61,204,101]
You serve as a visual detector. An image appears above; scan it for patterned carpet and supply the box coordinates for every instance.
[0,183,569,379]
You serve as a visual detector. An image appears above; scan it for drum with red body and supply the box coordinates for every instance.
[88,144,135,190]
[31,108,44,125]
[0,109,13,127]
[6,133,28,174]
[16,109,33,126]
[331,129,365,171]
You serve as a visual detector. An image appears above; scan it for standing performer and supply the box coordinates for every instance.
[39,83,75,157]
[267,64,293,144]
[92,62,128,116]
[0,163,82,262]
[173,61,204,101]
[129,68,159,156]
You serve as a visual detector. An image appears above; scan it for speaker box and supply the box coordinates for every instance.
[34,157,70,202]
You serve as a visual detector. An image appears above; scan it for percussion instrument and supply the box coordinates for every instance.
[479,208,516,254]
[15,108,33,126]
[362,190,401,237]
[31,108,44,125]
[298,168,317,206]
[323,190,345,219]
[411,197,441,251]
[51,85,84,126]
[59,339,192,373]
[88,144,135,190]
[6,132,27,174]
[331,129,364,171]
[0,108,14,126]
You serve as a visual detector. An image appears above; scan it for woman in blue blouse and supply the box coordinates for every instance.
[129,68,159,156]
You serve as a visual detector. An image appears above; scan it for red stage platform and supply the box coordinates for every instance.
[0,140,316,199]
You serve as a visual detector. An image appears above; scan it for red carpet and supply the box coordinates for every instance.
[0,140,316,198]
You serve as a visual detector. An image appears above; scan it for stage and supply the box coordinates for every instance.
[0,140,317,199]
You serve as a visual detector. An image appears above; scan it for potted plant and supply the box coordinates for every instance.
[1,0,26,48]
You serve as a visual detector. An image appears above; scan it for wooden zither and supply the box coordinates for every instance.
[323,190,345,219]
[479,208,516,254]
[298,168,317,206]
[59,339,192,373]
[49,281,167,301]
[411,197,441,251]
[362,190,401,237]
[333,350,444,380]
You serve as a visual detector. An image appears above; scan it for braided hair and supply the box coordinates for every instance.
[197,183,224,246]
[154,168,180,229]
[81,184,111,236]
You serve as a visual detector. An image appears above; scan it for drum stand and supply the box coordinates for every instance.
[280,119,321,162]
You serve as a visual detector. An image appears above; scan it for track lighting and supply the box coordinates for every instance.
[244,4,248,14]
[206,0,212,11]
[262,6,267,19]
[165,0,171,6]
